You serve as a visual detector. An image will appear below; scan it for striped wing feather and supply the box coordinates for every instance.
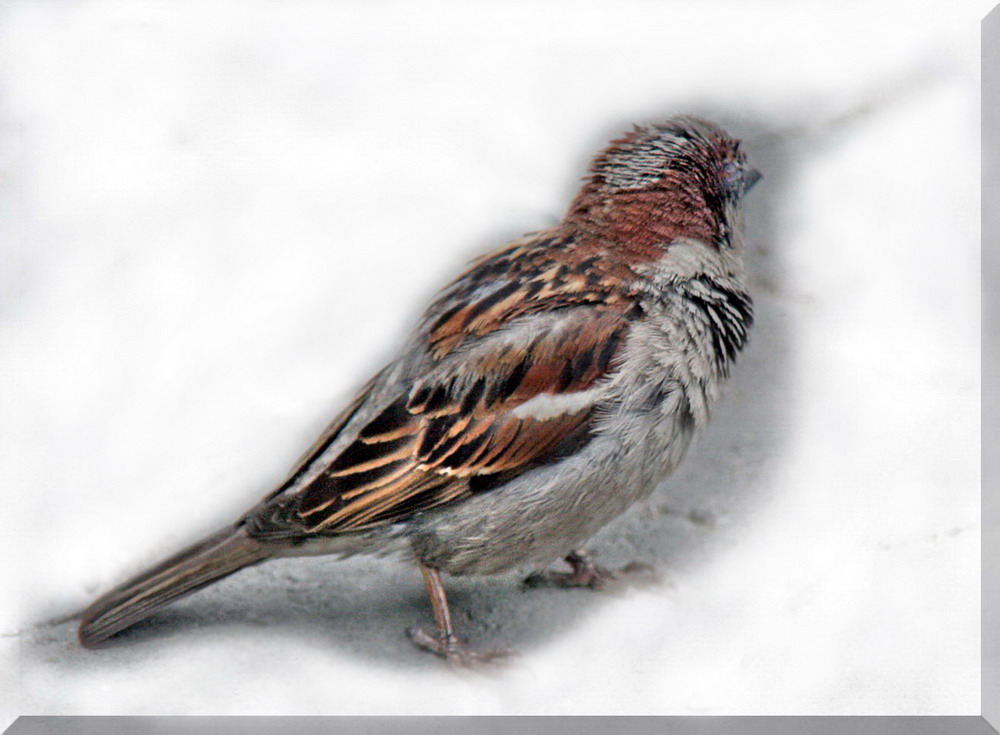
[244,229,641,538]
[292,307,630,533]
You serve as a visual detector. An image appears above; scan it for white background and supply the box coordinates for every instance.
[0,0,985,721]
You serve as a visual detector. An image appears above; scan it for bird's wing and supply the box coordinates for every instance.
[289,305,631,533]
[283,371,384,482]
[246,229,640,537]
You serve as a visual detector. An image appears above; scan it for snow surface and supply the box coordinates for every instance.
[0,0,984,722]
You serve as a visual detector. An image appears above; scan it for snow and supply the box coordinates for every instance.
[0,0,984,722]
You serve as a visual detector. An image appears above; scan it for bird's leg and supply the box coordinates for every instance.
[407,564,508,667]
[408,565,461,658]
[524,549,656,590]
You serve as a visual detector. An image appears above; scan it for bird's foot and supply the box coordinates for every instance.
[406,627,511,668]
[523,550,658,591]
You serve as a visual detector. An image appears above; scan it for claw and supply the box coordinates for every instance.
[524,550,658,590]
[407,626,510,668]
[410,564,513,668]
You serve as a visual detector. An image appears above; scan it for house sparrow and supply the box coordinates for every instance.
[78,116,759,664]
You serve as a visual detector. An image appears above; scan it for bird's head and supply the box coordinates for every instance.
[567,116,760,254]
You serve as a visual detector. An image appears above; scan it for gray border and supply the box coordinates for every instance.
[1,716,997,735]
[4,8,994,735]
[983,5,999,733]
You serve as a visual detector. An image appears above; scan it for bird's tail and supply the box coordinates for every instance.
[78,525,273,648]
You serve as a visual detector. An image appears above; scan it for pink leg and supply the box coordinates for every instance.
[524,549,656,590]
[407,564,509,667]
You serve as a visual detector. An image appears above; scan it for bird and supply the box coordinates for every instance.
[78,116,760,664]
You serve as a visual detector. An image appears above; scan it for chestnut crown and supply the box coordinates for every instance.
[567,116,759,251]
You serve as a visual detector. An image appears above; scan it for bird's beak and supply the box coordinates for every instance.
[743,168,762,194]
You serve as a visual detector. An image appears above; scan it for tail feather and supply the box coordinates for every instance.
[78,526,273,648]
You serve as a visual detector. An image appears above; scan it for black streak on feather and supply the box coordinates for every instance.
[460,377,487,414]
[360,397,411,440]
[571,347,595,382]
[430,428,491,468]
[597,328,622,371]
[417,417,453,458]
[558,358,575,391]
[327,435,412,475]
[462,281,521,324]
